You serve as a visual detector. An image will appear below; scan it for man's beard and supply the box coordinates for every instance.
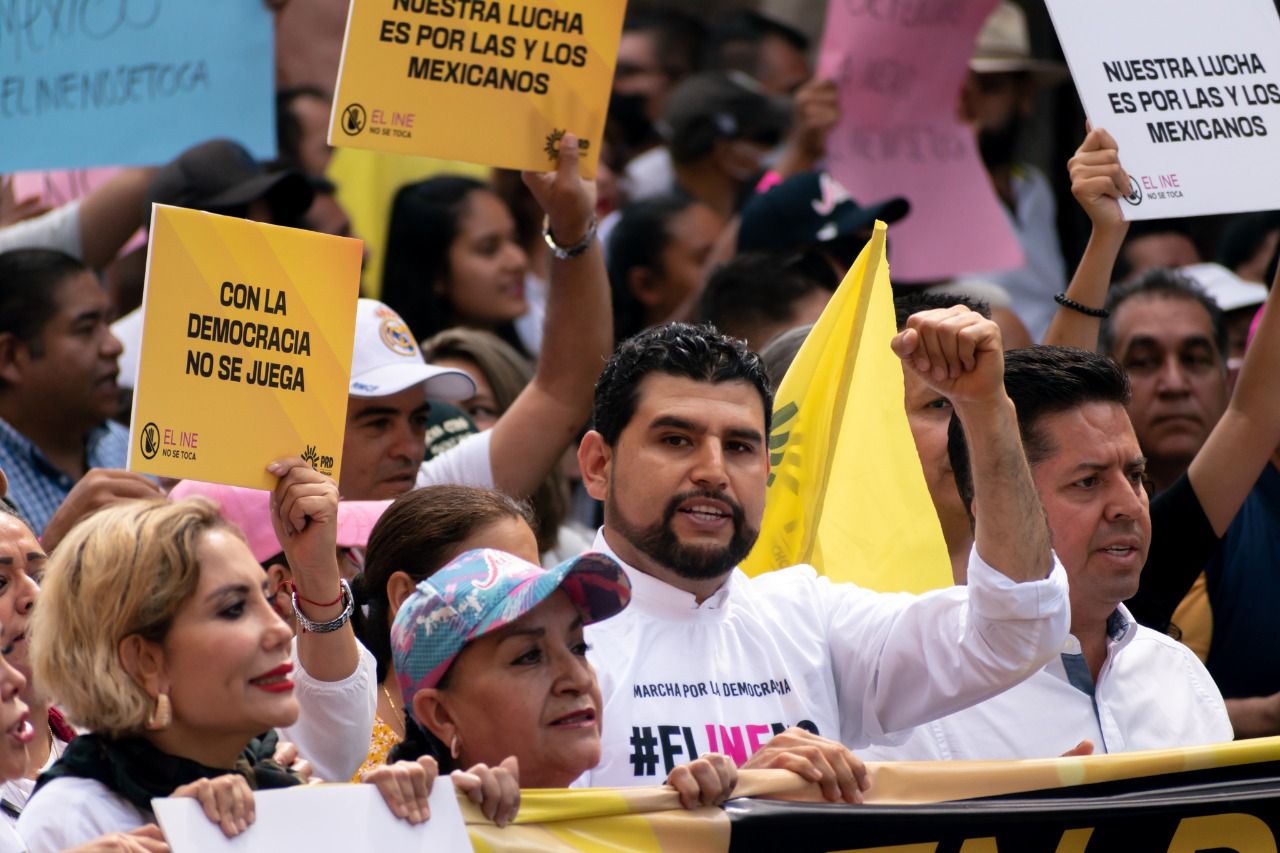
[608,486,759,580]
[977,111,1023,170]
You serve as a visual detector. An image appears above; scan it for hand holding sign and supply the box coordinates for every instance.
[267,457,340,589]
[1046,0,1280,220]
[774,78,842,178]
[522,131,595,247]
[330,0,627,175]
[1068,126,1132,234]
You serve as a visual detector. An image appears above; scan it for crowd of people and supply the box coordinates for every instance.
[0,0,1278,848]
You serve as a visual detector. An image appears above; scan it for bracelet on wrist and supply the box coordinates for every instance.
[542,214,597,260]
[1054,292,1110,318]
[291,578,354,633]
[288,582,345,608]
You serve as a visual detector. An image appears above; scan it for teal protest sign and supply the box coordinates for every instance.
[0,1,275,171]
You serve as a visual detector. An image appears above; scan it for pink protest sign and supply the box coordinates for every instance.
[818,0,1022,281]
[11,169,115,208]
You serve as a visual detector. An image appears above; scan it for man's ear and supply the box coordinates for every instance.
[626,267,664,308]
[386,571,418,618]
[412,688,458,746]
[0,333,28,386]
[577,430,612,502]
[118,634,167,698]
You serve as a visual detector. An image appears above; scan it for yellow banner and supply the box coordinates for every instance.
[741,222,952,593]
[329,0,626,177]
[459,739,1280,851]
[128,205,362,490]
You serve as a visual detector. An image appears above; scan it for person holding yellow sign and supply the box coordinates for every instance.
[342,133,613,512]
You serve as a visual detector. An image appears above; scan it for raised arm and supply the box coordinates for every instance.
[487,134,612,498]
[893,307,1052,580]
[268,458,375,782]
[1042,127,1129,349]
[77,167,156,269]
[268,457,359,682]
[1187,277,1280,534]
[772,77,840,180]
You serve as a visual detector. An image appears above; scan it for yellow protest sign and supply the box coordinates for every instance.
[128,206,362,490]
[329,0,627,176]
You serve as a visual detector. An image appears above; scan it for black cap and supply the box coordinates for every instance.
[738,171,910,254]
[658,71,791,164]
[422,402,479,461]
[147,139,314,223]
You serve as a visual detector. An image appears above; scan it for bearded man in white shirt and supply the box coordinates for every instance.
[576,308,1072,796]
[866,346,1232,761]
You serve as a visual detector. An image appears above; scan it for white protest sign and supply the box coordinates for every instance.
[153,779,473,851]
[1045,0,1280,220]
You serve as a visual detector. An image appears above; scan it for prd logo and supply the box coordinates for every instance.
[341,103,367,136]
[140,422,160,460]
[543,128,590,162]
[1124,175,1143,206]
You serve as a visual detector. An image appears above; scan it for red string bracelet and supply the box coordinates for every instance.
[287,582,344,608]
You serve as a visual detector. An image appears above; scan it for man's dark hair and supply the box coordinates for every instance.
[606,195,696,344]
[1216,211,1280,273]
[948,346,1131,512]
[893,289,991,332]
[0,249,87,358]
[593,323,773,445]
[275,86,330,174]
[697,252,835,346]
[758,323,811,393]
[1099,268,1228,359]
[706,11,809,79]
[1112,220,1200,282]
[623,7,707,81]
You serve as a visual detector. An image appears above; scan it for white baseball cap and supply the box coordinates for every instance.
[349,299,476,400]
[1180,263,1269,313]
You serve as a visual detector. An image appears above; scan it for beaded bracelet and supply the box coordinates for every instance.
[1054,292,1110,318]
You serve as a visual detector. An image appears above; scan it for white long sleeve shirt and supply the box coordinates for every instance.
[16,642,375,852]
[581,530,1070,786]
[861,605,1233,761]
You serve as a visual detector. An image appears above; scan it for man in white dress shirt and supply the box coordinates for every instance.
[576,309,1071,795]
[866,346,1232,761]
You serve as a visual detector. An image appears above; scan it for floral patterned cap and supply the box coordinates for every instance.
[392,548,630,718]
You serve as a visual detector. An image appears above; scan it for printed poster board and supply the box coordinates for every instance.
[154,778,472,851]
[329,0,627,177]
[817,0,1024,281]
[0,2,275,172]
[1046,0,1280,219]
[128,206,362,490]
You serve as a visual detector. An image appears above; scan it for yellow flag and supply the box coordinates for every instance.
[740,221,952,592]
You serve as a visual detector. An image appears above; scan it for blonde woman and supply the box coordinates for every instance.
[16,461,441,851]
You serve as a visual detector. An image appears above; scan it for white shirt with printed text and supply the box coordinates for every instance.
[581,530,1070,787]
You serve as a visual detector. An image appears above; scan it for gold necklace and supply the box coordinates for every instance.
[381,684,405,736]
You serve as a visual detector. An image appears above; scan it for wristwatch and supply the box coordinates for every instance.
[542,215,598,260]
